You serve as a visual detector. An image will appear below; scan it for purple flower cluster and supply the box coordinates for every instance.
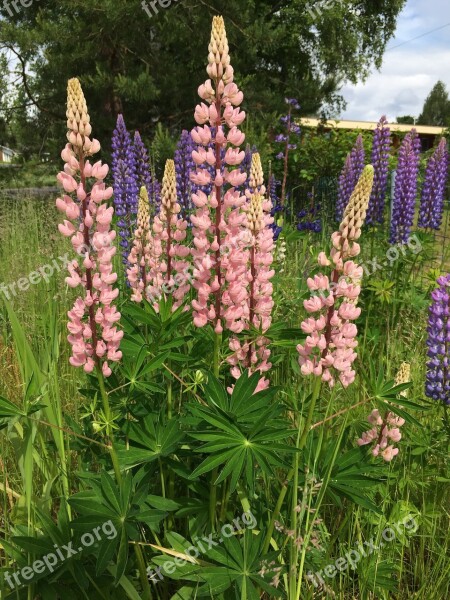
[275,98,301,206]
[134,130,161,214]
[111,115,139,263]
[418,138,449,231]
[240,144,258,192]
[174,130,198,217]
[389,129,421,245]
[275,113,301,160]
[269,173,283,240]
[297,192,321,233]
[425,274,450,404]
[336,134,365,221]
[366,116,391,225]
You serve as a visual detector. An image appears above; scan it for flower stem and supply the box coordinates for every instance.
[96,367,122,483]
[262,378,321,557]
[134,543,153,600]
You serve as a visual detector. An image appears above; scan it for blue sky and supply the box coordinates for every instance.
[340,0,450,121]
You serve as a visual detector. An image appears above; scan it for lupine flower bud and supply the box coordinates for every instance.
[249,152,265,193]
[66,78,92,140]
[127,186,152,302]
[207,16,231,82]
[336,134,365,222]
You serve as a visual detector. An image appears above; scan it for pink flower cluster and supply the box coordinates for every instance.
[147,160,191,311]
[227,155,275,391]
[190,16,249,335]
[357,409,405,461]
[56,79,122,377]
[297,260,363,388]
[297,165,374,388]
[127,187,152,302]
[127,165,191,311]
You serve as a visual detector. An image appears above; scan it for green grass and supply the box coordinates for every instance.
[0,196,449,599]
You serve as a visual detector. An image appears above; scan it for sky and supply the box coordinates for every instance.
[339,0,450,122]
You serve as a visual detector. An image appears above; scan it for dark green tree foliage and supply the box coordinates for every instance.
[418,81,450,127]
[396,115,415,125]
[0,0,406,157]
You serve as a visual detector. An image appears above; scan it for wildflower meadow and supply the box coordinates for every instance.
[0,6,450,600]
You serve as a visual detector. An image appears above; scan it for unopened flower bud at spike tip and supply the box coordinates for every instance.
[339,164,375,243]
[137,186,150,226]
[207,15,231,82]
[66,78,91,141]
[249,153,264,193]
[161,159,177,211]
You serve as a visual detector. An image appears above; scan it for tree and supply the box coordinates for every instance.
[418,81,450,127]
[396,116,415,125]
[0,0,406,158]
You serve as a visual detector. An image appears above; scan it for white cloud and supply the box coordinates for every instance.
[339,0,450,122]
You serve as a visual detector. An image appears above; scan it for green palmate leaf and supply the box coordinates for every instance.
[68,492,113,519]
[96,537,119,576]
[123,414,183,453]
[188,405,242,436]
[146,495,180,511]
[0,396,24,418]
[115,527,129,585]
[120,472,134,510]
[379,402,423,429]
[101,471,122,515]
[314,444,385,514]
[190,449,239,480]
[139,351,171,377]
[230,370,261,409]
[10,536,55,555]
[121,304,161,328]
[188,376,290,491]
[204,372,228,411]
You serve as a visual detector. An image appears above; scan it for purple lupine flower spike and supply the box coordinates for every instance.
[112,115,139,264]
[269,173,283,240]
[134,131,152,193]
[174,130,198,218]
[297,191,322,233]
[239,144,258,193]
[425,274,450,404]
[418,138,449,231]
[367,116,391,225]
[389,129,421,245]
[336,134,365,221]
